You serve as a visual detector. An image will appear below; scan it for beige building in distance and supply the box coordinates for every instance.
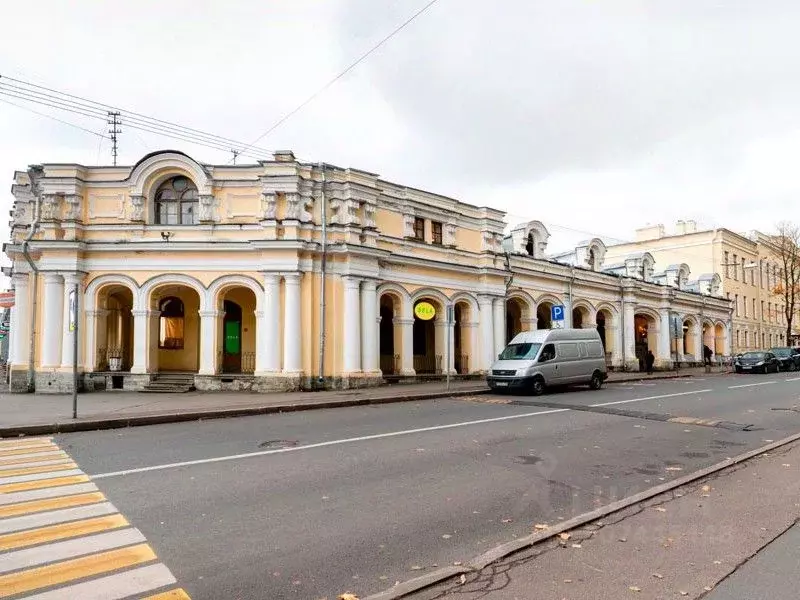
[605,221,795,354]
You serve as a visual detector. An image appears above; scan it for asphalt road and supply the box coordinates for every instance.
[53,371,800,600]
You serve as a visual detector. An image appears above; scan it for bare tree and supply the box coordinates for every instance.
[770,222,800,344]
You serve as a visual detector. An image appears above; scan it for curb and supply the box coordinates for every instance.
[363,429,800,600]
[0,388,492,438]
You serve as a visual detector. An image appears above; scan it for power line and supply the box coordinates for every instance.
[234,0,443,159]
[0,96,108,139]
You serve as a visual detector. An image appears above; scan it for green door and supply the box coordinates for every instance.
[222,300,243,373]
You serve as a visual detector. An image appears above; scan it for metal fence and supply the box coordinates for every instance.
[380,354,400,375]
[413,354,443,375]
[454,354,469,375]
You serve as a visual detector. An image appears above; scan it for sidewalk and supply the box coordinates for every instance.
[0,367,725,436]
[413,436,800,600]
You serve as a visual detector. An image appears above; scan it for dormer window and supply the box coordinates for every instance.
[525,233,534,256]
[588,248,596,270]
[155,176,198,225]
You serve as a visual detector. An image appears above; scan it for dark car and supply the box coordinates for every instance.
[768,347,800,371]
[734,351,780,374]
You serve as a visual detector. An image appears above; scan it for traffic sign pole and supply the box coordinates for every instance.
[71,284,79,419]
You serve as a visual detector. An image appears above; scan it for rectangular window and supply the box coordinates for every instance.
[558,343,580,359]
[733,254,738,280]
[753,298,756,318]
[761,301,765,322]
[768,302,772,322]
[159,317,185,349]
[158,203,178,225]
[735,294,739,317]
[749,266,754,285]
[741,257,746,281]
[759,261,764,287]
[413,217,425,241]
[431,221,443,245]
[724,251,730,278]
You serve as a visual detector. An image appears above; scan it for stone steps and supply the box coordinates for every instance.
[140,373,195,394]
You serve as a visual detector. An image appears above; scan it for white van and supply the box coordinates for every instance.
[487,328,607,395]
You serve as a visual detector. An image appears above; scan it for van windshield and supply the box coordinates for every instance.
[499,343,542,360]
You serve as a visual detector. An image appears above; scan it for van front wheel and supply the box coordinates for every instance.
[590,372,604,390]
[530,377,546,396]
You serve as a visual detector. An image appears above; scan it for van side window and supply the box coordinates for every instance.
[539,344,556,362]
[587,341,604,358]
[559,343,579,359]
[579,343,588,358]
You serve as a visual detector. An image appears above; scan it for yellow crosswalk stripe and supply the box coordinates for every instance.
[0,453,68,467]
[0,463,77,479]
[0,542,156,597]
[0,438,52,448]
[0,514,129,551]
[0,446,58,458]
[0,459,73,472]
[0,474,90,494]
[143,589,192,600]
[0,492,106,518]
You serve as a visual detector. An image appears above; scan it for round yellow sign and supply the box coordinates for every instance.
[414,301,436,320]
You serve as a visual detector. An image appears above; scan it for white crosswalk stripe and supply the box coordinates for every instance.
[0,436,190,599]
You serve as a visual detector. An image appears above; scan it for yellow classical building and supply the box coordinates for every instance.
[605,221,795,354]
[5,150,732,393]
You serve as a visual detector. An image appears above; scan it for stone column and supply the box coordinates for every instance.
[478,295,495,371]
[130,309,151,374]
[360,280,378,373]
[434,316,449,374]
[343,276,362,374]
[198,310,220,375]
[623,301,636,368]
[396,317,415,375]
[694,322,703,362]
[282,273,302,374]
[467,321,480,374]
[256,273,281,373]
[492,297,505,356]
[41,273,65,368]
[9,273,30,367]
[609,314,622,367]
[722,324,731,356]
[447,315,456,374]
[60,274,82,369]
[658,309,672,364]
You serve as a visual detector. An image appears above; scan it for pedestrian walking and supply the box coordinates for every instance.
[645,349,655,374]
[703,344,713,366]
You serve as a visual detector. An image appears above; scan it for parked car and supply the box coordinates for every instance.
[734,351,780,374]
[487,328,607,395]
[768,347,800,371]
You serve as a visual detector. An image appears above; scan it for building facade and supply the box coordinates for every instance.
[5,150,731,393]
[605,221,796,354]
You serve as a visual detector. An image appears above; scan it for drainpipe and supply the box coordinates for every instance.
[21,179,42,392]
[316,163,327,389]
[567,266,575,328]
[619,277,626,371]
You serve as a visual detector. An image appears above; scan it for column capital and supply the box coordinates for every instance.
[394,317,414,326]
[131,309,159,318]
[361,279,378,292]
[342,275,362,289]
[86,309,109,318]
[43,272,63,284]
[63,272,84,286]
[11,272,29,287]
[262,272,281,285]
[254,310,264,318]
[477,294,497,305]
[283,272,302,285]
[198,310,223,318]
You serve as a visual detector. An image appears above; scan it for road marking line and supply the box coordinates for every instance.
[91,408,571,479]
[143,589,191,600]
[0,458,74,472]
[0,469,83,486]
[0,438,52,448]
[0,492,106,519]
[0,528,146,574]
[0,542,156,597]
[0,483,99,506]
[0,447,58,459]
[591,389,712,408]
[0,502,118,535]
[0,452,68,466]
[0,514,129,551]
[0,475,89,494]
[0,463,77,479]
[729,382,776,389]
[785,377,800,382]
[22,563,178,600]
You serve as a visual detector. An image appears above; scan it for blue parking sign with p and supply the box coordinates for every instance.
[551,305,565,322]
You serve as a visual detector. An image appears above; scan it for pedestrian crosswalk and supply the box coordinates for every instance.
[0,436,189,599]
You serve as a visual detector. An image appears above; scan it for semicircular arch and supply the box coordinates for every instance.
[139,273,207,311]
[85,274,140,311]
[411,287,450,311]
[207,275,263,311]
[632,306,660,322]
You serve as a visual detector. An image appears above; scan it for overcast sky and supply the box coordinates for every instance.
[2,0,799,287]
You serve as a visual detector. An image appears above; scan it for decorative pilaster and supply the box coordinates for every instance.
[198,310,221,374]
[360,280,378,373]
[198,194,216,223]
[343,276,362,374]
[623,301,636,367]
[41,273,65,368]
[9,273,30,367]
[282,273,302,374]
[129,195,145,222]
[261,192,277,220]
[257,273,281,373]
[492,297,505,358]
[693,321,703,361]
[60,273,83,369]
[658,309,672,363]
[284,193,300,221]
[39,194,60,222]
[478,295,495,371]
[64,194,82,221]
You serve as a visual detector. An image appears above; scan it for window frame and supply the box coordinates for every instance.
[413,217,425,242]
[431,221,443,245]
[158,296,186,350]
[154,176,199,226]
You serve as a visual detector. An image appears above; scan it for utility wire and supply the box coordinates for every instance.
[235,0,443,158]
[0,96,107,139]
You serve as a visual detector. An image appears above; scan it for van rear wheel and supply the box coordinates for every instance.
[590,371,603,390]
[530,377,545,396]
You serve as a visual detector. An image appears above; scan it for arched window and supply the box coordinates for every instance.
[588,248,596,270]
[159,297,185,349]
[525,233,535,256]
[154,176,198,225]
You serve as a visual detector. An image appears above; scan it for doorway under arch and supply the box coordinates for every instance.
[379,293,402,375]
[634,313,658,369]
[413,298,444,374]
[537,302,554,329]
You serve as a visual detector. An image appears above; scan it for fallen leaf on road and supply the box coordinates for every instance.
[665,467,683,471]
[459,575,466,585]
[764,439,774,443]
[713,560,722,565]
[571,543,582,548]
[619,538,627,542]
[559,533,571,541]
[680,592,688,596]
[652,573,664,579]
[534,523,549,530]
[629,586,641,592]
[379,576,388,581]
[442,534,452,539]
[564,579,573,583]
[701,485,711,492]
[654,507,667,512]
[783,464,791,467]
[704,586,713,591]
[410,566,423,571]
[501,519,513,524]
[453,561,462,566]
[339,594,359,600]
